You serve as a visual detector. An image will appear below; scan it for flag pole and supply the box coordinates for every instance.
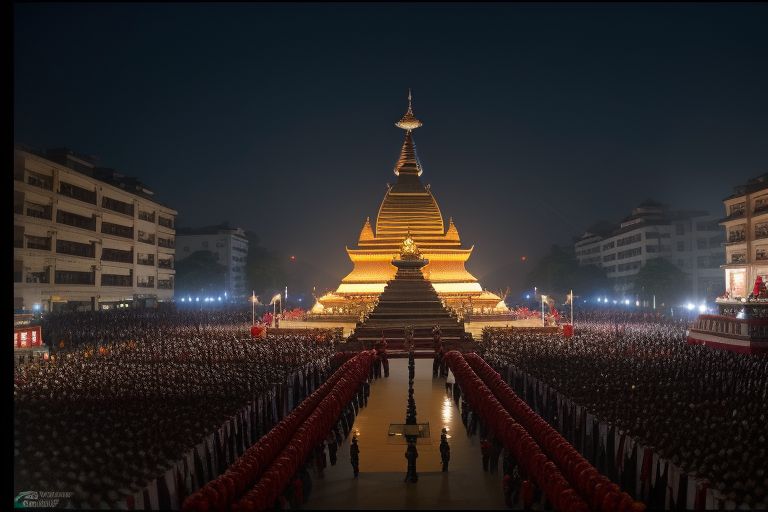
[251,291,256,326]
[570,289,574,326]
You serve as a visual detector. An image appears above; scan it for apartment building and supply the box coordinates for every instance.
[13,146,177,311]
[574,200,724,300]
[175,225,249,299]
[720,173,768,299]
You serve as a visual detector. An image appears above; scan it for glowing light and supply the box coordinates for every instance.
[686,303,694,311]
[180,298,185,302]
[698,304,706,313]
[525,294,530,299]
[441,396,453,426]
[196,297,200,302]
[612,300,617,304]
[32,303,41,311]
[290,255,296,262]
[521,256,527,262]
[624,299,630,305]
[604,297,608,303]
[635,300,640,306]
[218,297,222,301]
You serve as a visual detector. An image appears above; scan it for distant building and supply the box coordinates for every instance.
[175,225,249,298]
[720,173,768,299]
[574,200,724,300]
[14,146,177,312]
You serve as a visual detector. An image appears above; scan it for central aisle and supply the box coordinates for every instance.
[304,358,508,509]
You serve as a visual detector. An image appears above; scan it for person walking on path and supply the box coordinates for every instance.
[480,438,491,472]
[404,440,419,483]
[350,436,360,478]
[439,429,450,472]
[445,368,455,396]
[326,431,338,466]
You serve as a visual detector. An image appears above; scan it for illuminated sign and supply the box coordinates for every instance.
[14,327,43,349]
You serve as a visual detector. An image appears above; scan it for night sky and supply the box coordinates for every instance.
[14,3,768,293]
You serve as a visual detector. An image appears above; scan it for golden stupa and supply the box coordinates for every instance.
[315,91,506,315]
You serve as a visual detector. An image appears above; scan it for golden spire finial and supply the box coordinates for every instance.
[395,89,423,131]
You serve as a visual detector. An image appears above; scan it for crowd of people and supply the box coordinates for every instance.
[14,308,336,509]
[480,318,768,509]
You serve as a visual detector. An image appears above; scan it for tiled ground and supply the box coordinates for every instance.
[303,358,510,510]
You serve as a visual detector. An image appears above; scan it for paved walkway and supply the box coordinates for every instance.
[303,358,509,509]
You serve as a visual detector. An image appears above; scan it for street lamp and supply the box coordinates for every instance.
[541,295,548,326]
[250,291,259,326]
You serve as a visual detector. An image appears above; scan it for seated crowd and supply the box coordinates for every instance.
[480,313,768,509]
[14,308,335,509]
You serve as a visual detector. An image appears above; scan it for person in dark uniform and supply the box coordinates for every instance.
[432,325,443,378]
[480,438,491,472]
[350,436,360,478]
[439,429,450,472]
[489,437,502,474]
[404,440,419,483]
[326,431,338,466]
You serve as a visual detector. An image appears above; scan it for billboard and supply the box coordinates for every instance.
[14,326,43,349]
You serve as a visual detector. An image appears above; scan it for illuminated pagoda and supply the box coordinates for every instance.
[315,91,506,315]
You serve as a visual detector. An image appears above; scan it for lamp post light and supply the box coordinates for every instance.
[250,291,258,326]
[541,295,548,326]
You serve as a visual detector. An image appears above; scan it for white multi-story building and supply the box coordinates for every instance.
[175,225,249,299]
[574,200,724,300]
[13,146,177,312]
[720,173,768,299]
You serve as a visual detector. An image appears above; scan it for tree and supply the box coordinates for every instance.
[175,250,227,296]
[525,245,611,297]
[633,257,690,305]
[244,231,287,296]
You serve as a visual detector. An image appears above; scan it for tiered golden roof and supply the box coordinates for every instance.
[318,91,505,315]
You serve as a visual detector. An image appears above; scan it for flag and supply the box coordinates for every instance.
[269,293,281,305]
[251,291,261,305]
[565,290,573,305]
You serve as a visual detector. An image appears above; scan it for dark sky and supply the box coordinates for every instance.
[14,3,768,293]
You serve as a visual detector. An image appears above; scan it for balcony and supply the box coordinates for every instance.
[730,254,746,264]
[59,181,96,205]
[137,277,155,288]
[158,259,173,269]
[137,232,155,245]
[158,238,175,249]
[101,248,133,264]
[158,216,174,229]
[138,211,156,223]
[55,270,95,285]
[102,197,135,216]
[157,279,174,290]
[102,274,132,287]
[27,173,53,191]
[57,210,96,231]
[26,204,52,221]
[25,271,50,284]
[755,203,768,215]
[26,236,52,251]
[56,240,95,258]
[137,255,155,266]
[755,227,768,240]
[101,222,134,239]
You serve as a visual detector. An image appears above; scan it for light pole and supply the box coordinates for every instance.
[250,291,258,326]
[541,295,547,326]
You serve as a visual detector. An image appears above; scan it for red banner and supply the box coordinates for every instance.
[14,326,43,349]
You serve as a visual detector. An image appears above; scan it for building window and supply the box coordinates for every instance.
[731,253,746,264]
[697,238,708,249]
[158,237,175,249]
[646,245,658,253]
[137,230,155,245]
[26,202,52,220]
[677,241,685,252]
[102,248,133,263]
[138,210,156,222]
[216,240,225,248]
[56,239,95,258]
[102,274,132,287]
[14,260,22,283]
[617,247,642,259]
[158,277,174,289]
[137,254,155,266]
[26,269,50,284]
[602,241,615,250]
[59,181,97,204]
[675,224,685,235]
[729,203,746,217]
[158,216,174,229]
[27,171,53,190]
[26,235,52,251]
[102,196,134,216]
[755,197,768,214]
[757,248,768,262]
[158,258,173,269]
[102,221,134,239]
[137,276,155,288]
[57,209,96,231]
[616,234,642,247]
[55,270,95,285]
[755,223,768,240]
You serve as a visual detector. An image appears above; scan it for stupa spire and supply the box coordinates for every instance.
[395,89,423,131]
[394,90,424,176]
